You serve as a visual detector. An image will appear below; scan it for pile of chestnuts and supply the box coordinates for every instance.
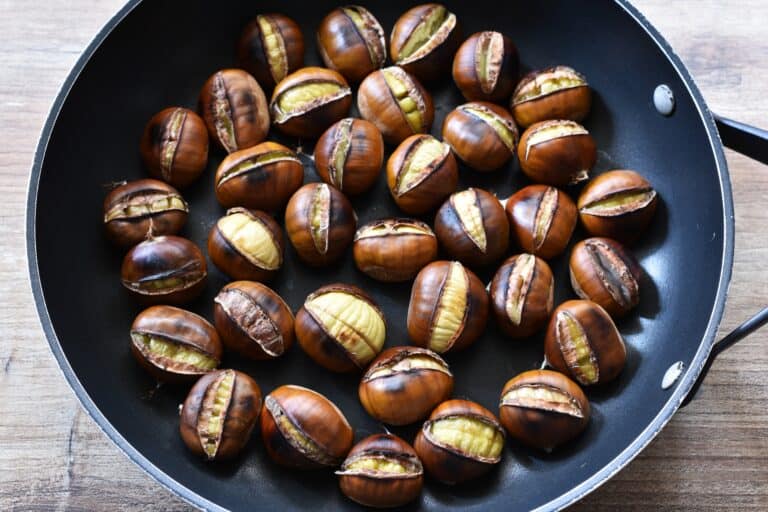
[103,3,661,508]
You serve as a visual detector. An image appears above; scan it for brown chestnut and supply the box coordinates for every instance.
[337,433,424,508]
[489,254,554,339]
[285,183,356,266]
[295,284,386,372]
[198,69,270,153]
[407,261,488,354]
[499,369,590,451]
[505,185,577,259]
[260,384,354,469]
[353,218,438,282]
[213,281,294,360]
[214,141,304,211]
[544,299,627,386]
[237,14,305,92]
[511,66,591,128]
[208,208,284,282]
[121,235,206,305]
[317,6,387,83]
[452,31,519,103]
[129,305,221,382]
[357,66,434,145]
[442,102,518,172]
[314,118,384,195]
[180,369,262,460]
[517,119,597,186]
[386,134,458,215]
[103,179,188,248]
[434,188,510,268]
[139,107,209,188]
[414,399,504,484]
[577,169,658,244]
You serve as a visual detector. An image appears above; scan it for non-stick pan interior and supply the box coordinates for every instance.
[32,0,728,509]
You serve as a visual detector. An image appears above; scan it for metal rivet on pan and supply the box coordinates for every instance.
[661,361,685,389]
[654,84,675,116]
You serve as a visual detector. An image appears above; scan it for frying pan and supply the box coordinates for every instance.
[26,0,768,510]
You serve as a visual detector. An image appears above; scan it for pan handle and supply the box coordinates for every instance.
[714,115,768,165]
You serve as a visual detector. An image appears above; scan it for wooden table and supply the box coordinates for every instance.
[1,1,766,510]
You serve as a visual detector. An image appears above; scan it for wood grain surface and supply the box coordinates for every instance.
[1,1,766,510]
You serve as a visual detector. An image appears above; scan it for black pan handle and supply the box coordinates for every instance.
[714,115,768,165]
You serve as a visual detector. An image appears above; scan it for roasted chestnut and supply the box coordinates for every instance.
[569,238,642,318]
[337,433,424,508]
[270,67,352,138]
[386,134,458,215]
[317,6,387,83]
[434,188,510,268]
[237,14,305,92]
[505,185,577,259]
[103,179,188,248]
[198,69,270,153]
[407,261,488,354]
[414,399,504,484]
[389,3,461,82]
[510,66,591,128]
[285,183,356,266]
[517,120,597,186]
[180,369,262,460]
[442,102,518,171]
[452,31,519,103]
[357,66,434,145]
[577,169,658,244]
[208,208,284,282]
[499,369,590,451]
[260,384,354,469]
[314,118,384,195]
[353,218,438,282]
[214,141,304,211]
[130,305,221,382]
[213,281,295,360]
[544,299,627,386]
[139,107,209,188]
[295,284,386,372]
[490,254,554,339]
[121,235,206,304]
[359,346,453,426]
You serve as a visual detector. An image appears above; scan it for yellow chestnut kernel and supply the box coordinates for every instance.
[429,416,504,459]
[461,105,516,150]
[513,66,588,104]
[329,118,353,188]
[256,15,288,82]
[197,370,235,458]
[277,82,345,115]
[309,183,331,254]
[342,7,385,67]
[212,73,237,153]
[366,354,449,380]
[265,396,337,465]
[131,333,218,370]
[396,137,448,195]
[505,254,535,326]
[580,189,657,216]
[218,150,300,184]
[160,109,186,179]
[344,456,410,474]
[475,32,503,94]
[556,311,598,384]
[356,221,432,238]
[451,189,487,252]
[217,212,280,269]
[382,68,423,133]
[525,121,589,160]
[397,5,456,62]
[501,384,584,418]
[533,187,558,249]
[429,262,468,352]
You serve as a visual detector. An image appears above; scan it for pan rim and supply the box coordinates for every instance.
[23,1,734,511]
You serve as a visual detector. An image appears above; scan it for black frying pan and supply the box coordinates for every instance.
[26,0,768,510]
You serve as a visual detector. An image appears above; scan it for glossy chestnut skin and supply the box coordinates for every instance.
[407,261,488,354]
[285,183,356,266]
[121,235,206,305]
[414,399,505,484]
[452,31,519,103]
[213,281,295,360]
[208,208,284,282]
[569,237,642,318]
[314,118,384,195]
[237,14,305,92]
[353,218,438,282]
[214,141,304,211]
[180,369,262,460]
[442,102,518,172]
[577,169,659,244]
[260,384,354,469]
[511,66,591,128]
[434,188,510,268]
[490,254,555,338]
[139,107,209,188]
[337,433,424,508]
[198,69,270,153]
[358,346,453,425]
[517,120,597,186]
[317,6,387,84]
[505,185,577,259]
[103,179,188,248]
[544,300,627,386]
[129,305,222,382]
[499,369,590,451]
